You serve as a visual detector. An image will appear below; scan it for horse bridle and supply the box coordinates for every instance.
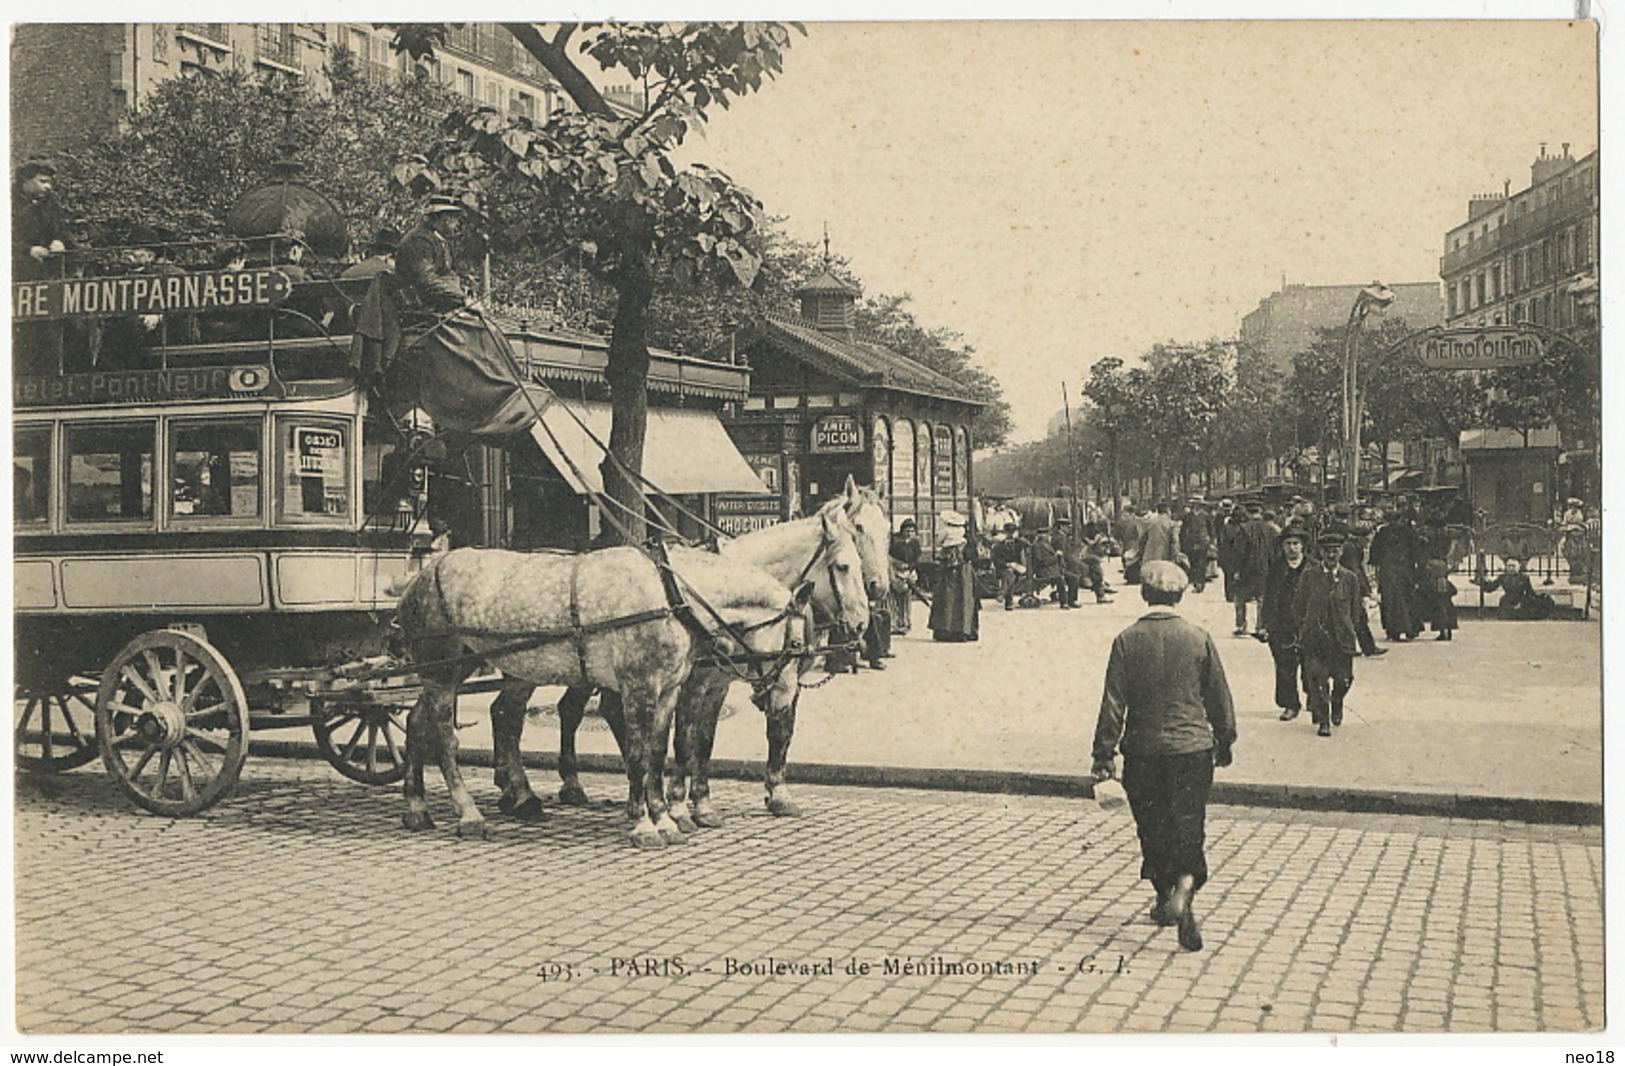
[790,512,857,633]
[646,536,815,700]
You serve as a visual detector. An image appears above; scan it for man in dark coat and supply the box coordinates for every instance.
[991,522,1030,611]
[1293,527,1363,737]
[12,160,69,374]
[1230,501,1274,636]
[1259,520,1311,721]
[1030,526,1063,606]
[1056,517,1085,609]
[1179,497,1216,593]
[13,160,66,278]
[1092,560,1237,953]
[1368,506,1423,641]
[1325,506,1386,656]
[396,196,471,313]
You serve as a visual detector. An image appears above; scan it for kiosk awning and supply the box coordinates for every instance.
[528,399,770,496]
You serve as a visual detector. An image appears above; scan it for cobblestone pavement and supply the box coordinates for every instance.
[13,759,1603,1035]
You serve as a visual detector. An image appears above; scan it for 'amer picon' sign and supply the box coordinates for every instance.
[12,268,292,320]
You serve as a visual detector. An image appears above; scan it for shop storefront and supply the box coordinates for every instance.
[718,271,984,550]
[466,319,769,550]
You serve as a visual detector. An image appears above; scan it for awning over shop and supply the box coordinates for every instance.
[528,398,770,496]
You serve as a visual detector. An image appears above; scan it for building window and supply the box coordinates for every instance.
[1447,285,1457,318]
[1473,274,1484,308]
[456,68,475,99]
[66,422,155,525]
[171,419,262,520]
[514,90,536,120]
[14,426,52,526]
[1489,265,1500,302]
[256,24,300,71]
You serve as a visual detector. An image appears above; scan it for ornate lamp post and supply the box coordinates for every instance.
[1342,281,1396,503]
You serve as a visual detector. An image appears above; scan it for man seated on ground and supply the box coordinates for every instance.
[1474,558,1556,620]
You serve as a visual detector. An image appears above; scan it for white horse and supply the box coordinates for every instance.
[392,542,854,847]
[668,478,891,823]
[531,480,890,824]
[490,494,876,821]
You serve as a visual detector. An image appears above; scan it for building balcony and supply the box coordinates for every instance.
[255,26,303,73]
[1441,192,1597,275]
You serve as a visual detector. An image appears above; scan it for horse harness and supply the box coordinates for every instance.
[407,542,812,699]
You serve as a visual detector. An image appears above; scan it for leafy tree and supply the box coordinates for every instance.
[1292,318,1482,492]
[387,21,802,541]
[56,61,457,253]
[855,293,1011,449]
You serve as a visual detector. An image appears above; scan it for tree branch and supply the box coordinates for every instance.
[501,22,616,117]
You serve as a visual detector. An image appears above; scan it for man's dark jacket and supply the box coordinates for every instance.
[1093,611,1237,764]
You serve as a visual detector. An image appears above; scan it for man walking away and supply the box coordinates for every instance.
[1180,497,1216,593]
[1092,561,1237,952]
[1293,527,1362,737]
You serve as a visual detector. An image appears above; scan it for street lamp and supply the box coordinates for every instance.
[1342,281,1396,503]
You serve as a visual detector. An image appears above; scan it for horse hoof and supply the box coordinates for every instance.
[456,820,492,840]
[659,825,690,845]
[630,830,667,849]
[765,796,804,818]
[693,808,726,829]
[558,784,590,807]
[672,810,699,834]
[402,810,436,832]
[512,795,547,822]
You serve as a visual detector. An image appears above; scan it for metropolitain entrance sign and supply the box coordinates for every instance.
[1412,327,1546,370]
[12,268,292,321]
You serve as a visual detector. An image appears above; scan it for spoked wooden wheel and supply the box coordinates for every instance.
[95,630,250,816]
[311,697,410,785]
[15,678,101,773]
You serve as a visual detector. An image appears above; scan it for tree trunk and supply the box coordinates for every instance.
[602,247,655,545]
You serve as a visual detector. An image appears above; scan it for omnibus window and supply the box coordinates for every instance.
[13,427,51,525]
[66,423,155,523]
[172,420,261,519]
[278,419,350,521]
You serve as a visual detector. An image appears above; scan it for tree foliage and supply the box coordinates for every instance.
[56,60,457,253]
[386,20,803,540]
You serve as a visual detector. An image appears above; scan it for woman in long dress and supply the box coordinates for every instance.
[929,512,980,643]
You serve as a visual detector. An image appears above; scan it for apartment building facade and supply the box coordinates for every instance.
[11,23,571,161]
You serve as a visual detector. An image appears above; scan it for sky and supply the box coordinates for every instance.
[671,19,1599,444]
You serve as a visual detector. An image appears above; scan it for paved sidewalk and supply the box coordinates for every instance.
[13,761,1603,1034]
[407,585,1601,819]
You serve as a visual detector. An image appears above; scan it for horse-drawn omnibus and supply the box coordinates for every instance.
[11,323,445,814]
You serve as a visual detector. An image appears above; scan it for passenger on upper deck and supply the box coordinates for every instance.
[396,196,474,315]
[95,224,199,367]
[12,159,66,280]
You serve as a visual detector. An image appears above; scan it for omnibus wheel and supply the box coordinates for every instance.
[15,677,101,773]
[96,630,250,817]
[311,696,411,785]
